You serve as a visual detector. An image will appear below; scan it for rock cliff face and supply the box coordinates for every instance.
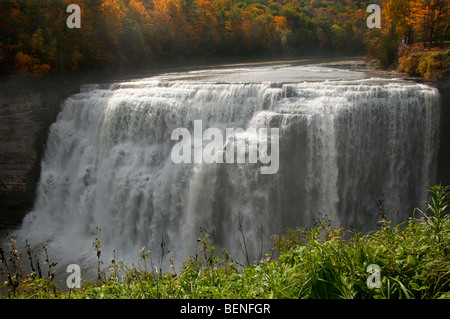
[436,73,450,186]
[0,70,133,229]
[0,75,80,226]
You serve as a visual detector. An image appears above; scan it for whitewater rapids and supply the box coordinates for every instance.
[15,64,440,275]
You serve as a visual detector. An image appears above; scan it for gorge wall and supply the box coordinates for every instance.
[0,72,120,226]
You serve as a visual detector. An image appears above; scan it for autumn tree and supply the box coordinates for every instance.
[121,0,154,65]
[192,0,220,54]
[409,0,449,49]
[0,0,381,76]
[364,0,399,68]
[385,0,414,42]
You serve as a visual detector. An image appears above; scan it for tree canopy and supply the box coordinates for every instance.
[0,0,448,76]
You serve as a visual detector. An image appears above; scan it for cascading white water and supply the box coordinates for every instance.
[15,66,441,276]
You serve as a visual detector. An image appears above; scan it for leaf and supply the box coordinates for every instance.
[410,282,427,291]
[407,255,417,266]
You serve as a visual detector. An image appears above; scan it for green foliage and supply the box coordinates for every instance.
[364,27,402,69]
[1,185,450,299]
[399,51,450,80]
[376,30,400,68]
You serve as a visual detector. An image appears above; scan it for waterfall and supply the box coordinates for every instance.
[16,74,440,273]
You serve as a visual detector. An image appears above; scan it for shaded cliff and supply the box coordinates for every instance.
[0,68,159,229]
[0,73,102,230]
[436,73,450,186]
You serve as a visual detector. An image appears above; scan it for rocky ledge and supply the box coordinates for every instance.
[0,74,81,226]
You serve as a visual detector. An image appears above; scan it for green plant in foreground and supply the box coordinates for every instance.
[1,185,450,299]
[0,235,59,298]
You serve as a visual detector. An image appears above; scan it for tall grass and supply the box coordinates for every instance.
[1,185,449,299]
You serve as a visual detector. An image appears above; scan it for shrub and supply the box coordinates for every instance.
[398,53,421,75]
[0,237,59,298]
[418,52,443,81]
[14,52,34,73]
[399,51,450,81]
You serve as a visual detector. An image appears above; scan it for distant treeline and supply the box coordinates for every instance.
[0,0,372,76]
[0,0,448,77]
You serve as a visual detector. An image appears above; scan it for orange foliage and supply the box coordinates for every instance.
[4,0,440,76]
[274,16,288,32]
[14,52,34,73]
[71,46,83,71]
[32,63,51,77]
